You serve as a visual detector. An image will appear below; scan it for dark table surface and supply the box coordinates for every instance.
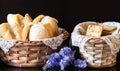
[0,59,120,71]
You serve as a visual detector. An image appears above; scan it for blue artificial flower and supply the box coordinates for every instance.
[43,53,61,70]
[74,59,87,69]
[59,47,73,57]
[59,58,70,70]
[49,52,62,62]
[64,56,75,63]
[47,58,59,66]
[43,46,87,71]
[59,55,75,70]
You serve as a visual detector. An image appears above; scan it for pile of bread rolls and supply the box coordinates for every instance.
[0,13,58,41]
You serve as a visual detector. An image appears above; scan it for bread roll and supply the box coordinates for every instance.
[22,13,33,41]
[4,30,14,40]
[43,23,53,37]
[0,23,15,39]
[0,23,9,36]
[24,13,33,22]
[33,14,45,24]
[22,24,31,41]
[29,23,51,41]
[41,16,58,36]
[7,14,24,40]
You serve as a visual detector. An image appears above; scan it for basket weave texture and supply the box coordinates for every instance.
[0,28,69,67]
[80,38,116,68]
[71,22,120,68]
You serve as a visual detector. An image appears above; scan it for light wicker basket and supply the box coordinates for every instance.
[71,22,120,68]
[0,28,69,67]
[80,38,116,68]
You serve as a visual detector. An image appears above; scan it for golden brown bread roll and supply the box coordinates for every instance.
[0,23,9,37]
[0,23,15,39]
[24,13,33,22]
[29,23,52,41]
[22,13,33,41]
[33,14,45,24]
[22,24,31,41]
[43,23,53,37]
[41,16,58,36]
[7,14,24,40]
[4,30,14,40]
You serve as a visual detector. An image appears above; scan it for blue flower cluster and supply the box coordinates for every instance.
[43,47,87,70]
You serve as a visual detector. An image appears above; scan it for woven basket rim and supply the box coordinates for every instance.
[74,21,120,37]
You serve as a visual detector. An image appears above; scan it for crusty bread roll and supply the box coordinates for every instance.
[0,23,9,37]
[24,13,33,22]
[7,14,24,40]
[4,30,14,40]
[22,13,33,41]
[41,16,58,36]
[43,23,53,37]
[29,23,52,41]
[22,24,31,41]
[0,23,15,39]
[22,13,33,25]
[33,14,45,24]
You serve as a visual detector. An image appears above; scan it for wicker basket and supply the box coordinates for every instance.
[80,38,116,68]
[0,28,69,67]
[71,22,120,68]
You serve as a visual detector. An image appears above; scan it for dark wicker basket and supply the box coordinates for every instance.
[0,28,69,67]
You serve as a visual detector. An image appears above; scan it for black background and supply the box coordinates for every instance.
[1,0,120,33]
[0,0,120,71]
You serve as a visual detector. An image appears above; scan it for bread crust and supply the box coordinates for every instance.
[33,14,45,24]
[7,14,24,40]
[86,24,103,38]
[29,23,51,41]
[41,16,58,36]
[0,23,15,39]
